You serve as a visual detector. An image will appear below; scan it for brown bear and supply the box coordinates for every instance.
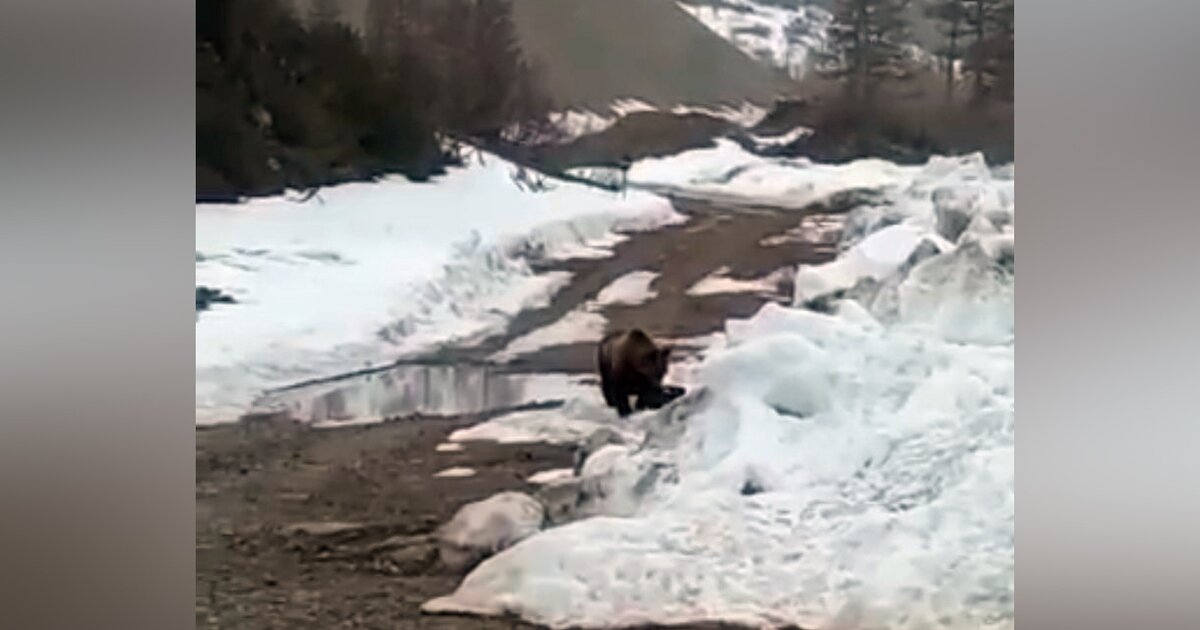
[596,329,680,417]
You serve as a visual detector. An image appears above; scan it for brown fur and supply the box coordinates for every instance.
[596,329,672,417]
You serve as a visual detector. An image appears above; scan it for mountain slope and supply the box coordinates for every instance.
[509,0,796,110]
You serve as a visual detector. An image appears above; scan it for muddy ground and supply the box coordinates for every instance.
[196,197,845,629]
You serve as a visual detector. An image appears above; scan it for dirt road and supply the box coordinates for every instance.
[196,196,845,629]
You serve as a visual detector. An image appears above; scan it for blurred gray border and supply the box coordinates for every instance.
[2,0,1200,628]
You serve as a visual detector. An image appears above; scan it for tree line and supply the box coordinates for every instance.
[797,0,1014,164]
[196,0,551,201]
[818,0,1014,107]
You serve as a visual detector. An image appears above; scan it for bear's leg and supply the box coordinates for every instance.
[614,392,634,417]
[598,359,622,410]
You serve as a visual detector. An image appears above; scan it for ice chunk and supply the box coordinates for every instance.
[436,492,545,572]
[897,243,1015,344]
[794,223,926,304]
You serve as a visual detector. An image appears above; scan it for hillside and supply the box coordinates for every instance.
[508,0,796,110]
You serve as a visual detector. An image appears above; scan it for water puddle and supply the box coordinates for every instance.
[249,362,593,427]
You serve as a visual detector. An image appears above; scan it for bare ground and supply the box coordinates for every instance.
[196,196,845,629]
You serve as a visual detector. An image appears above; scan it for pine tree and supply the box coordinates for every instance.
[925,0,967,103]
[961,0,1013,101]
[819,0,914,108]
[308,0,342,26]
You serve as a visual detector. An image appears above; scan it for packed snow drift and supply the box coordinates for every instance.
[629,138,917,208]
[424,153,1015,630]
[195,149,680,422]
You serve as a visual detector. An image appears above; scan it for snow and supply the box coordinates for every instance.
[434,467,476,478]
[548,109,618,141]
[793,223,929,303]
[425,153,1015,630]
[253,367,594,428]
[435,442,465,453]
[758,214,843,247]
[547,101,769,144]
[670,102,769,128]
[195,148,680,422]
[747,125,812,150]
[436,492,545,571]
[449,396,642,447]
[686,266,788,297]
[610,98,659,116]
[526,468,576,485]
[489,310,607,363]
[629,139,914,209]
[678,0,834,80]
[794,153,1014,310]
[594,270,659,306]
[490,270,660,363]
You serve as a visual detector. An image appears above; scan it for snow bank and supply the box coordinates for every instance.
[629,138,914,208]
[425,154,1015,630]
[793,153,1015,330]
[195,149,679,422]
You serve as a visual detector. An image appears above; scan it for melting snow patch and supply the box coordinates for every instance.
[449,396,641,447]
[594,270,659,306]
[686,266,788,297]
[759,214,844,247]
[747,126,812,150]
[489,310,607,363]
[434,467,476,479]
[435,443,465,453]
[526,468,576,485]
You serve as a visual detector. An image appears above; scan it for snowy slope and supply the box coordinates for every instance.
[678,0,834,80]
[424,153,1015,629]
[195,149,680,422]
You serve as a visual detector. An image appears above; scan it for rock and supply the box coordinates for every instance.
[196,286,236,311]
[436,492,544,573]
